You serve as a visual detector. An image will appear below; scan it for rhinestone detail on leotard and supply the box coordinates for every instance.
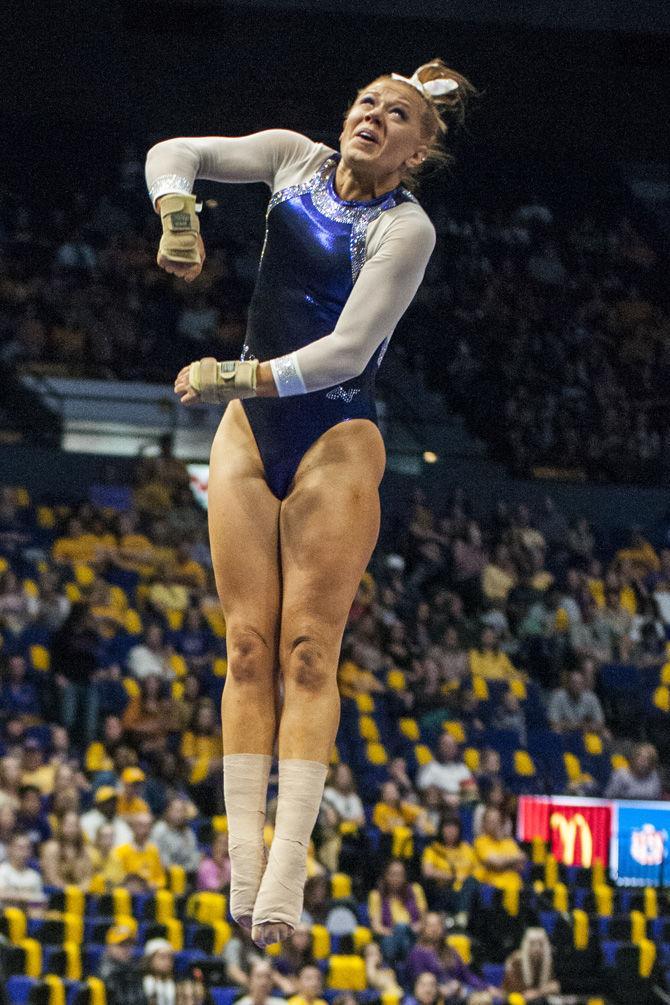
[148,174,193,206]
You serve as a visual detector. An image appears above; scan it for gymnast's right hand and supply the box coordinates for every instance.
[156,193,206,283]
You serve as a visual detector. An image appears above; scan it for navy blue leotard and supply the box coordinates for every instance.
[240,153,417,500]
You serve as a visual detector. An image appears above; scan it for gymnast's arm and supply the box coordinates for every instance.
[145,129,318,205]
[264,209,437,396]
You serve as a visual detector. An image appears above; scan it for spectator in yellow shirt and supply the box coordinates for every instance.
[287,964,327,1005]
[111,811,166,890]
[52,517,110,566]
[20,739,56,796]
[474,807,525,890]
[616,530,660,573]
[372,781,433,836]
[117,767,150,818]
[469,626,522,681]
[368,860,427,963]
[421,814,478,925]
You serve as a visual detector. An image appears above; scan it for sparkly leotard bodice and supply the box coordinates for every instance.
[241,153,417,499]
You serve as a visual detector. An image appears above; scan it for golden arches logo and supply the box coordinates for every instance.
[550,812,593,867]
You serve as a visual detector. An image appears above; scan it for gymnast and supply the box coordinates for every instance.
[145,58,475,947]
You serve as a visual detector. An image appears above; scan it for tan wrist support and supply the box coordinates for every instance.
[159,193,201,264]
[188,358,259,404]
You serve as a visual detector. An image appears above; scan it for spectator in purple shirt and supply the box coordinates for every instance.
[196,831,231,892]
[0,655,40,723]
[406,913,503,1001]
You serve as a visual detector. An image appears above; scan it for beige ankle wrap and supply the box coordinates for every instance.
[223,753,272,927]
[252,759,328,933]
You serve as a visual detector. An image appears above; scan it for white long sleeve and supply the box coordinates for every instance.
[145,130,436,394]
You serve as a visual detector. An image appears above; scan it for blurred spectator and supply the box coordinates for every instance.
[363,941,402,997]
[407,913,497,999]
[373,780,433,836]
[143,938,176,1004]
[368,859,427,963]
[273,924,316,996]
[127,624,176,682]
[604,742,662,800]
[474,807,525,891]
[0,833,45,911]
[123,676,180,756]
[547,669,606,735]
[319,764,365,871]
[0,569,38,635]
[421,815,478,924]
[490,692,527,746]
[118,767,150,817]
[417,734,478,806]
[89,822,125,889]
[222,927,265,989]
[51,604,101,744]
[469,626,521,682]
[287,964,327,1005]
[15,784,51,843]
[301,874,331,926]
[197,831,231,892]
[40,808,94,889]
[20,740,56,796]
[0,654,41,724]
[502,928,560,1001]
[81,786,133,847]
[98,924,146,1005]
[472,780,512,839]
[151,797,201,872]
[235,960,286,1005]
[111,811,166,890]
[569,596,613,665]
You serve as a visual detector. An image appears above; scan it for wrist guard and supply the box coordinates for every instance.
[158,193,201,264]
[188,358,259,404]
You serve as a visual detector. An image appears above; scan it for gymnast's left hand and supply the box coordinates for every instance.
[174,362,201,405]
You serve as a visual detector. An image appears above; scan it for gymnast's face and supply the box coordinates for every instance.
[340,80,429,184]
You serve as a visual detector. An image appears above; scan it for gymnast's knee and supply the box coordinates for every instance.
[226,626,274,689]
[282,631,337,695]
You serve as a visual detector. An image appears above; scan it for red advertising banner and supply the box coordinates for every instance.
[517,796,612,866]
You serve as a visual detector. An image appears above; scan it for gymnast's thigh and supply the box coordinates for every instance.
[278,419,386,649]
[208,401,282,642]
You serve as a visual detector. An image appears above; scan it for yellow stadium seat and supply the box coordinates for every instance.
[331,873,352,899]
[205,608,226,637]
[212,815,228,833]
[212,920,231,954]
[23,578,39,597]
[186,892,227,924]
[471,675,489,700]
[447,933,472,964]
[611,753,629,771]
[0,558,7,575]
[155,890,175,923]
[644,887,657,919]
[65,582,82,603]
[630,910,646,944]
[64,886,84,917]
[4,907,26,943]
[391,825,413,859]
[328,955,366,991]
[514,751,535,776]
[354,693,375,713]
[172,681,185,701]
[463,747,480,773]
[509,678,527,700]
[399,718,419,741]
[213,658,228,677]
[37,506,56,529]
[381,993,401,1005]
[74,563,95,587]
[563,752,582,781]
[164,918,184,951]
[552,882,568,912]
[544,855,559,889]
[591,860,605,889]
[311,925,331,959]
[366,742,387,765]
[169,653,187,678]
[109,585,128,610]
[169,866,186,896]
[265,940,281,956]
[386,669,406,691]
[661,663,670,686]
[125,609,142,634]
[508,995,526,1005]
[123,678,140,700]
[639,939,656,978]
[584,732,603,755]
[63,941,82,980]
[29,644,50,671]
[353,926,372,952]
[594,884,613,917]
[112,889,132,919]
[531,837,547,865]
[166,609,184,630]
[414,744,432,766]
[63,912,84,944]
[442,721,465,743]
[15,488,30,507]
[86,978,106,1005]
[44,975,66,1005]
[573,909,589,950]
[330,746,340,765]
[653,686,670,713]
[503,885,520,916]
[19,938,42,978]
[359,715,379,742]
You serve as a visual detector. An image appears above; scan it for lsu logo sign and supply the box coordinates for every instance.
[630,824,667,867]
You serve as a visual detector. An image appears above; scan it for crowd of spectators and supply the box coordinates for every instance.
[0,454,669,1000]
[1,146,670,484]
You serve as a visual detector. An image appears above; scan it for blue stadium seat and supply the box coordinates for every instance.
[6,976,35,1005]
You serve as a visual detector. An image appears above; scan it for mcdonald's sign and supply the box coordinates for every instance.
[518,796,612,866]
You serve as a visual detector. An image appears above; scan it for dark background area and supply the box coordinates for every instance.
[4,0,670,212]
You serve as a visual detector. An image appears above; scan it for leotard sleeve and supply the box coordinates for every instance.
[145,129,327,206]
[270,206,436,396]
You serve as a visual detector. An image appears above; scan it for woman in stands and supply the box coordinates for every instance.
[145,59,476,947]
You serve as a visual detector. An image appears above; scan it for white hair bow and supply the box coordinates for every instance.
[391,71,458,98]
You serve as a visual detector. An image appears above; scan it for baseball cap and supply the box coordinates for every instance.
[143,937,174,958]
[121,767,146,785]
[94,786,118,804]
[106,924,136,946]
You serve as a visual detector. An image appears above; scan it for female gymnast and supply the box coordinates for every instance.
[145,58,475,947]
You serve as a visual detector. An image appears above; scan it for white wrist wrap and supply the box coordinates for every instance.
[252,759,327,936]
[270,353,307,397]
[223,753,272,928]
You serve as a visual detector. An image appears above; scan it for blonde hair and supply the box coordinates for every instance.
[349,57,480,187]
[520,927,554,989]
